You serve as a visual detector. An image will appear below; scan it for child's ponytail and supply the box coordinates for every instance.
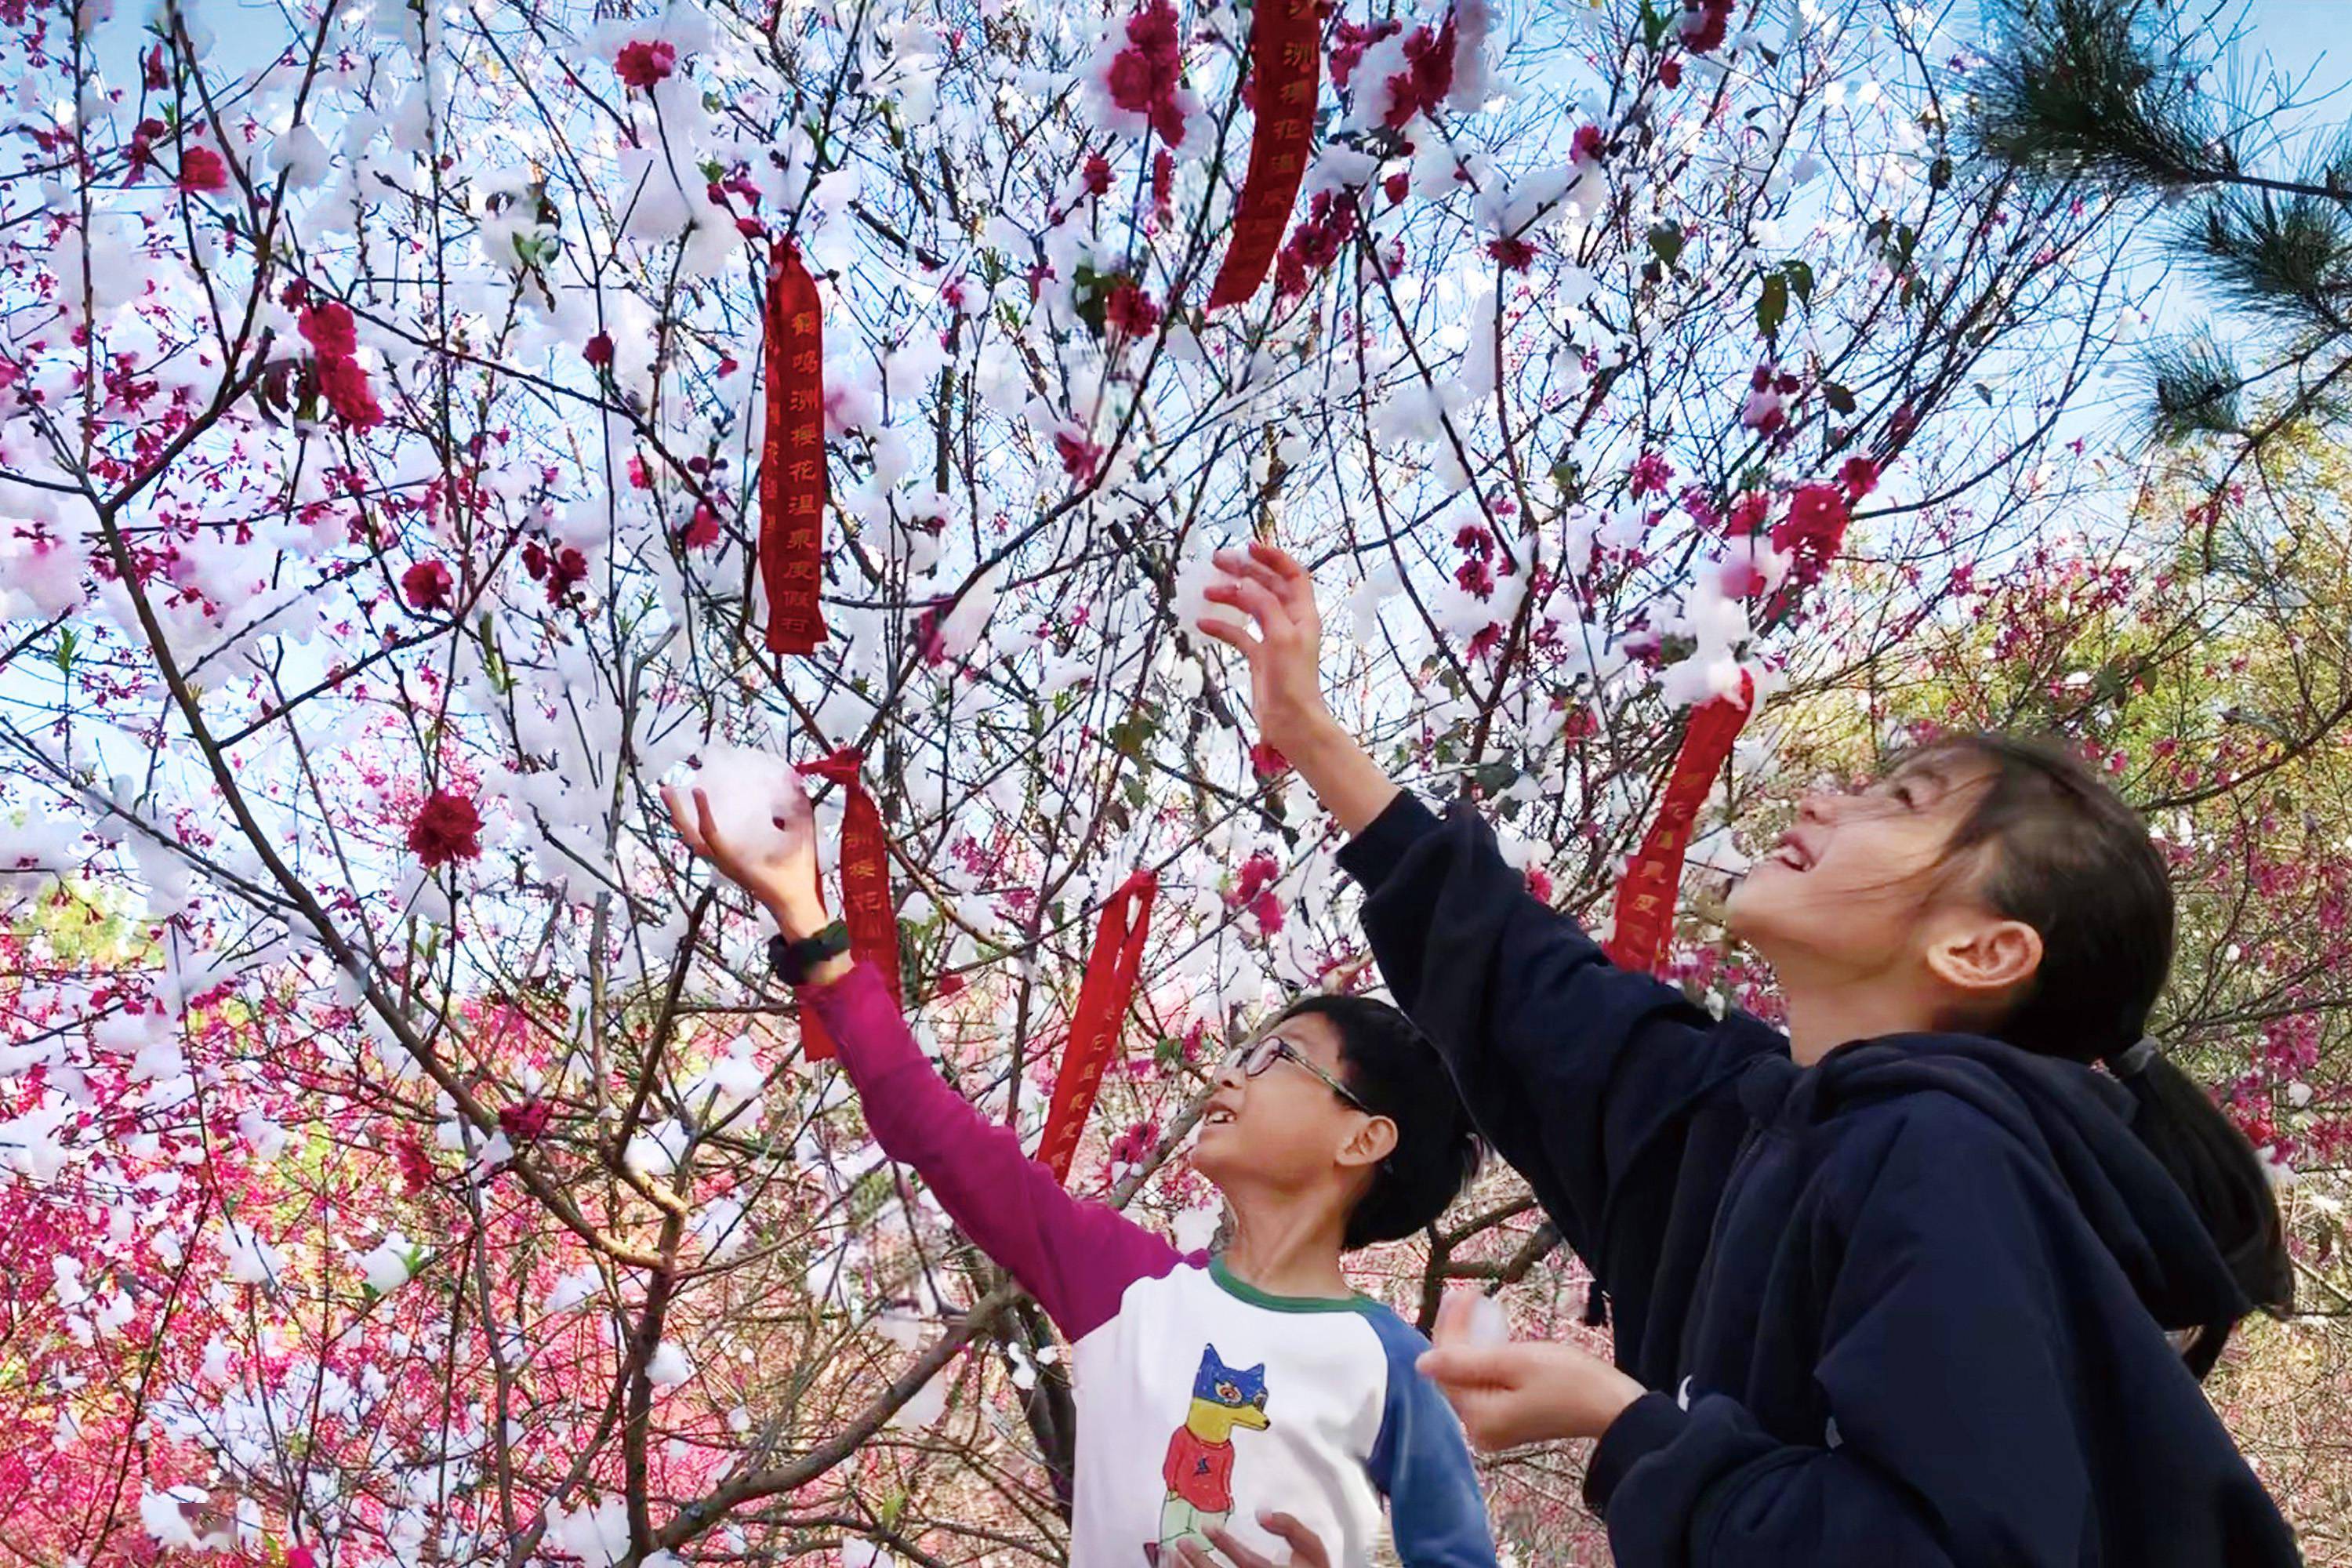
[2107,1038,2296,1376]
[1916,733,2296,1377]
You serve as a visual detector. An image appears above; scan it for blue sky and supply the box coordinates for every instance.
[2245,0,2352,90]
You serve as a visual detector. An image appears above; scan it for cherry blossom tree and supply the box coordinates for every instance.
[2,0,2339,1563]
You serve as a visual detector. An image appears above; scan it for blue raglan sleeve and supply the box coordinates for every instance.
[1363,1308,1500,1568]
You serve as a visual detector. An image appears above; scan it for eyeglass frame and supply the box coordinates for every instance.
[1221,1031,1379,1117]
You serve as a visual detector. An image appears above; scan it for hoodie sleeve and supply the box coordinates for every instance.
[1362,1308,1501,1567]
[1582,1107,2111,1567]
[800,961,1185,1341]
[1335,790,1781,1269]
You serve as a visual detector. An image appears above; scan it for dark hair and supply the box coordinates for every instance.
[1274,993,1483,1250]
[1911,732,2293,1372]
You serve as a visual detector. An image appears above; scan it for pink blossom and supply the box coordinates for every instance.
[299,301,359,361]
[1109,1119,1159,1167]
[1740,365,1801,434]
[1679,0,1735,53]
[1384,16,1459,129]
[401,560,454,612]
[615,39,677,90]
[177,145,228,193]
[1772,482,1850,588]
[1054,430,1103,482]
[1330,19,1402,90]
[1726,491,1773,537]
[498,1098,551,1142]
[1104,280,1161,337]
[1152,148,1176,224]
[1719,554,1769,598]
[1488,237,1537,270]
[395,1138,436,1194]
[408,789,484,868]
[1628,452,1675,498]
[522,540,590,605]
[1105,1,1189,146]
[319,355,384,430]
[1226,852,1286,935]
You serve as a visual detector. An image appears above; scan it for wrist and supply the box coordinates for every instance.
[1278,707,1350,768]
[1284,713,1397,837]
[1592,1372,1645,1437]
[764,886,829,940]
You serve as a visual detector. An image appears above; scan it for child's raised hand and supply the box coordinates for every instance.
[1194,541,1334,762]
[661,767,823,930]
[1419,1289,1647,1450]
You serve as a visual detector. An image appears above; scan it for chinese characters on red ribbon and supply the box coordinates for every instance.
[1204,0,1320,310]
[760,243,829,654]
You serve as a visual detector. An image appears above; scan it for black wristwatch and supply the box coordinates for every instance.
[769,918,851,984]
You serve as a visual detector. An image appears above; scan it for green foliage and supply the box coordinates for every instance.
[1969,0,2211,191]
[2143,329,2245,441]
[2187,162,2352,325]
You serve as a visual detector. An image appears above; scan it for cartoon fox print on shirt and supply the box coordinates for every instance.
[1149,1344,1271,1560]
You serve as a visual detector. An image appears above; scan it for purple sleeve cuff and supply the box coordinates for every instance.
[1584,1392,1690,1515]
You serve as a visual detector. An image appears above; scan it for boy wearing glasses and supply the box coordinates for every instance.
[666,777,1497,1568]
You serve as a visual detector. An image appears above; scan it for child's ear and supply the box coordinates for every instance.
[1339,1114,1399,1171]
[1925,916,2042,1001]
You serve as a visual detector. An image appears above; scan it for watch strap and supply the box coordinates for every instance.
[769,917,851,985]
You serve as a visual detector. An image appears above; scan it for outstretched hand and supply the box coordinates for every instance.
[1417,1290,1647,1451]
[1169,1511,1332,1568]
[1193,540,1335,764]
[660,769,824,932]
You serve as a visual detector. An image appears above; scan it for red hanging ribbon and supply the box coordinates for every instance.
[1203,0,1320,310]
[794,749,895,1061]
[1603,673,1755,975]
[760,243,829,655]
[1036,869,1158,1185]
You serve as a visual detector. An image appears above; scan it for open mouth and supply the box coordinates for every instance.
[1769,833,1816,873]
[1203,1105,1238,1127]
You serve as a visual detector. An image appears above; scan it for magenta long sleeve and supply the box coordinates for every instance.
[800,961,1188,1340]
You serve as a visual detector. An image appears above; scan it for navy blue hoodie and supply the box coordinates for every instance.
[1338,791,2299,1567]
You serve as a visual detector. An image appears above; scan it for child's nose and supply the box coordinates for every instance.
[1798,789,1837,825]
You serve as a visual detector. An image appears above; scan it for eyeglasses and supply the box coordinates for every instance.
[1221,1033,1377,1116]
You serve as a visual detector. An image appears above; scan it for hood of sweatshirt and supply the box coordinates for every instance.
[1734,1034,2251,1330]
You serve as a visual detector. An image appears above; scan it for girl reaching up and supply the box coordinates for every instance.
[1198,540,2300,1567]
[662,764,1497,1568]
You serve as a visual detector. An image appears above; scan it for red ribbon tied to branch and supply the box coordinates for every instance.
[760,242,829,655]
[1036,869,1158,1184]
[793,749,895,1061]
[1203,0,1320,310]
[1602,672,1755,975]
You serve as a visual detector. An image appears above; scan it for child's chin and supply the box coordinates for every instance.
[1191,1124,1241,1180]
[1724,869,1796,931]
